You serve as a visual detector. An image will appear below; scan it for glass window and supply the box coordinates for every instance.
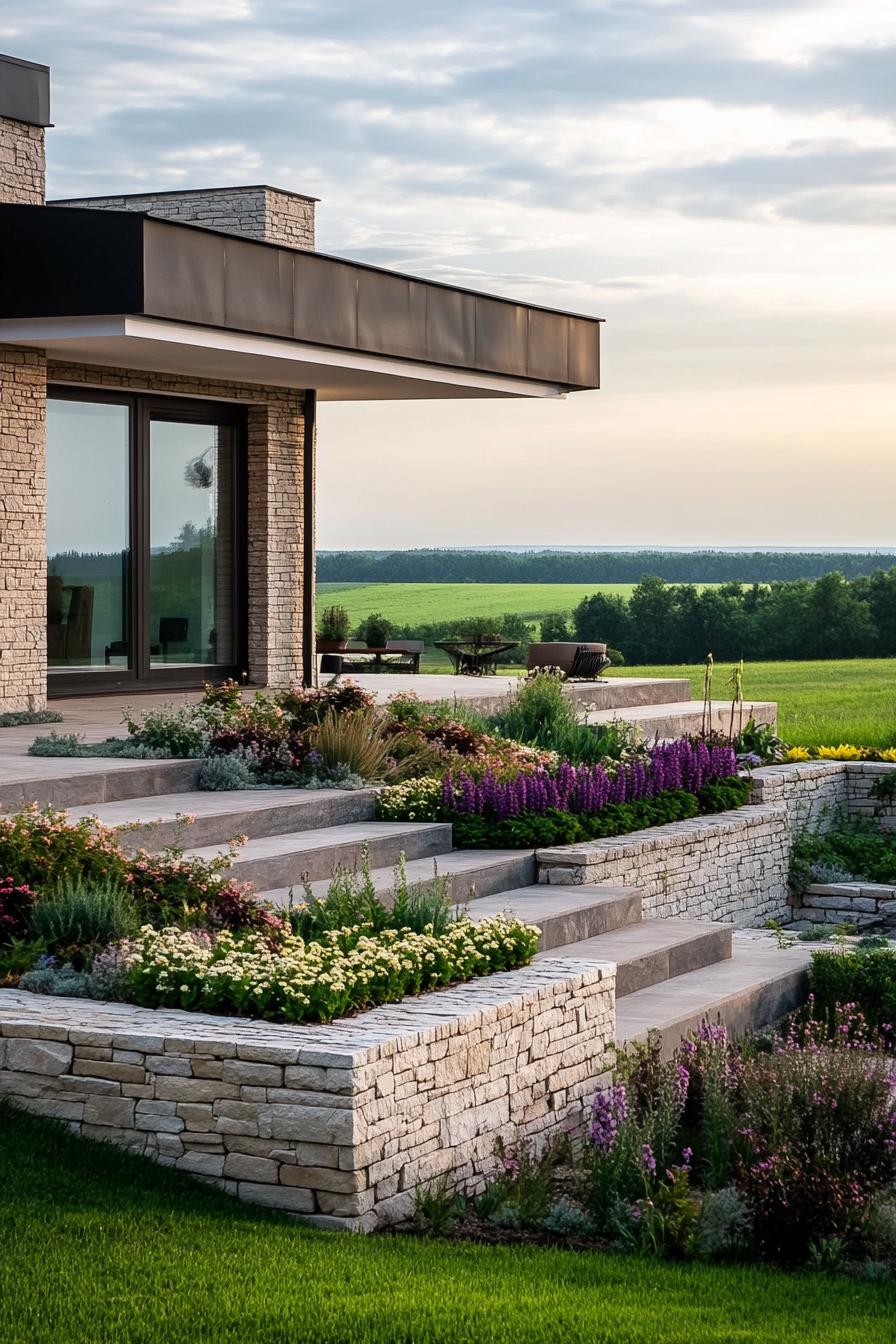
[149,419,236,667]
[46,398,130,670]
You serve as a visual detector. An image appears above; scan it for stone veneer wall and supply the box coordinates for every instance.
[0,115,44,204]
[0,109,47,711]
[53,186,315,251]
[48,361,309,688]
[538,805,793,926]
[0,960,615,1231]
[0,346,47,711]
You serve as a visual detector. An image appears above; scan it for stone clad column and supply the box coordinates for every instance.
[246,393,307,687]
[0,347,48,710]
[0,55,50,710]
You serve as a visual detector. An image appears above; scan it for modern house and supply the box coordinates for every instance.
[0,52,601,712]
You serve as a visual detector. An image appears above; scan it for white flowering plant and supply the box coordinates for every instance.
[118,914,541,1023]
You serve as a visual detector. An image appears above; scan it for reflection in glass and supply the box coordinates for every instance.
[149,421,235,667]
[46,399,130,670]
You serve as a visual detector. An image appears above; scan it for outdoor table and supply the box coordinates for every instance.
[433,638,519,676]
[336,647,406,674]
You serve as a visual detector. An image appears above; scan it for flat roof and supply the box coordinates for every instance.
[0,203,601,400]
[51,184,320,205]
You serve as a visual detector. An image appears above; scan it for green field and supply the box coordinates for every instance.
[2,1107,893,1344]
[316,582,645,626]
[610,660,896,750]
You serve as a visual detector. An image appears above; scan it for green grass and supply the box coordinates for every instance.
[609,659,896,750]
[316,582,645,626]
[1,1107,893,1344]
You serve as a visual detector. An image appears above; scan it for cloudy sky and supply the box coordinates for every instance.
[6,1,895,547]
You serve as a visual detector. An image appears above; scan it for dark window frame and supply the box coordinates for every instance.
[47,384,248,697]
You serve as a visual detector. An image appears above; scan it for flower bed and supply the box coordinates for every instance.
[0,805,539,1024]
[377,741,752,848]
[106,916,539,1023]
[417,1007,896,1273]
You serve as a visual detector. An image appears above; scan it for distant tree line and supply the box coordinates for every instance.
[569,571,896,663]
[317,549,896,585]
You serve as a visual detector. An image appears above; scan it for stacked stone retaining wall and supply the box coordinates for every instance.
[538,804,792,927]
[538,762,896,930]
[0,960,615,1230]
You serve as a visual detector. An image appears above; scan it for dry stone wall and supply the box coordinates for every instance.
[792,881,896,931]
[0,959,615,1231]
[538,762,896,930]
[538,805,793,926]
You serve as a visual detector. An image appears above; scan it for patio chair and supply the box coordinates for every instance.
[384,640,423,673]
[567,645,611,681]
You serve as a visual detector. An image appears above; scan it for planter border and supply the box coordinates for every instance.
[0,959,615,1230]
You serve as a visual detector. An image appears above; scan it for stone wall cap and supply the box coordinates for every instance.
[51,183,320,205]
[0,960,608,1064]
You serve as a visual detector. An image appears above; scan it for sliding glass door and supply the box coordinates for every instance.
[47,390,245,693]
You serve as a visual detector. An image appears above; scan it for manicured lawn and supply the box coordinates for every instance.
[1,1107,893,1344]
[608,659,896,749]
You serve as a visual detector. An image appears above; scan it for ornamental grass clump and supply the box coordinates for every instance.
[30,877,140,959]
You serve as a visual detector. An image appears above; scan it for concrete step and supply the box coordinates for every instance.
[566,678,692,712]
[467,884,642,951]
[0,757,201,814]
[64,787,379,853]
[584,698,777,739]
[262,848,537,909]
[538,919,732,996]
[615,935,813,1056]
[185,820,453,889]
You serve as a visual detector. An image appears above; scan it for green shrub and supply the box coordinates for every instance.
[318,604,351,642]
[288,849,459,941]
[355,612,394,647]
[389,857,458,935]
[27,733,171,760]
[809,947,896,1033]
[0,709,62,729]
[791,817,896,892]
[197,752,263,791]
[18,963,91,997]
[30,877,140,955]
[489,668,580,749]
[695,776,752,813]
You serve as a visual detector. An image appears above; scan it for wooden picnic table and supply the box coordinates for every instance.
[433,637,519,676]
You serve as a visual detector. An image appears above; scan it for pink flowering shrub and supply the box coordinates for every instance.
[0,806,129,893]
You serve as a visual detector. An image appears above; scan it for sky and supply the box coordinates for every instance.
[5,1,896,549]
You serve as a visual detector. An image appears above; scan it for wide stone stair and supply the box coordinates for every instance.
[57,773,810,1053]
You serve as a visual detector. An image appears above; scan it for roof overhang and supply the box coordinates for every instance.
[0,205,601,402]
[0,315,567,400]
